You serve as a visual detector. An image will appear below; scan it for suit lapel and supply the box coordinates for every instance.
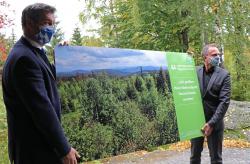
[37,54,56,81]
[20,37,56,81]
[203,67,219,97]
[32,49,56,81]
[197,67,204,96]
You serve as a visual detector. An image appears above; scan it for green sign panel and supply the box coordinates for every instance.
[166,52,205,140]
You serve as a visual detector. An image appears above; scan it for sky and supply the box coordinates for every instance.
[0,0,96,40]
[55,46,167,73]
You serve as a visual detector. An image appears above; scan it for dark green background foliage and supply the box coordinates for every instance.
[80,0,250,101]
[59,70,178,161]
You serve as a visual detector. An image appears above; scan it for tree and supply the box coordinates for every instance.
[80,0,200,51]
[80,0,249,64]
[80,0,248,100]
[134,76,146,92]
[139,85,158,120]
[82,36,104,47]
[0,1,14,64]
[71,27,82,46]
[156,67,169,95]
[126,80,138,100]
[112,101,155,154]
[8,28,16,47]
[0,34,8,64]
[145,75,155,90]
[58,83,71,113]
[59,72,179,159]
[222,0,250,100]
[0,1,13,29]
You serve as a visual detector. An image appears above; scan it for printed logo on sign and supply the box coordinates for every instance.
[171,65,177,70]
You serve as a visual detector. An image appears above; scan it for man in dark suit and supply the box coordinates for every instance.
[190,44,231,164]
[2,3,79,164]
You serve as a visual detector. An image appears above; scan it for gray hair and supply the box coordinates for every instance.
[201,44,218,57]
[22,3,56,29]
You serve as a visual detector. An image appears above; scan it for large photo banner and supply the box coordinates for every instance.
[54,46,205,161]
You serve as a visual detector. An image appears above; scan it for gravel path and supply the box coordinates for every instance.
[102,148,250,164]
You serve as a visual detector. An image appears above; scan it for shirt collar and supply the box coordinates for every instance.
[23,34,43,49]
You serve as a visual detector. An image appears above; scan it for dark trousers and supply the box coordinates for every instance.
[190,129,224,164]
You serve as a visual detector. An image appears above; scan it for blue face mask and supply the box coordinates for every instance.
[210,56,220,67]
[34,25,55,45]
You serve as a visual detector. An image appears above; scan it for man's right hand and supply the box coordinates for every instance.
[62,147,80,164]
[202,123,213,137]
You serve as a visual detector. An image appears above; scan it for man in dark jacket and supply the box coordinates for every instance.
[190,44,231,164]
[2,3,79,164]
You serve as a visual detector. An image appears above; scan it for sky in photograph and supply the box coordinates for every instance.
[55,46,167,73]
[0,0,95,40]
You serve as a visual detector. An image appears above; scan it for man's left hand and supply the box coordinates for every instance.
[202,123,213,136]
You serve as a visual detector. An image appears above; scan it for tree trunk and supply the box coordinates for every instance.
[181,28,189,52]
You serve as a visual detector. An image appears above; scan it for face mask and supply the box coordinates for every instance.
[34,25,55,45]
[209,56,220,67]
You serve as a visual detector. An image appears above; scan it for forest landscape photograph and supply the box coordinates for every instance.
[55,46,179,161]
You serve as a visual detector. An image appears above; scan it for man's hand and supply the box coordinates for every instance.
[62,147,80,164]
[202,123,213,137]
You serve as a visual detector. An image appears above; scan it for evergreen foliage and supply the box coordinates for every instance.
[59,71,178,161]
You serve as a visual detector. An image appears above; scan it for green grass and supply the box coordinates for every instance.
[0,86,10,164]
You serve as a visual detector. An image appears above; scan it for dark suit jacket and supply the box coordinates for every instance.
[2,37,70,164]
[197,66,231,130]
